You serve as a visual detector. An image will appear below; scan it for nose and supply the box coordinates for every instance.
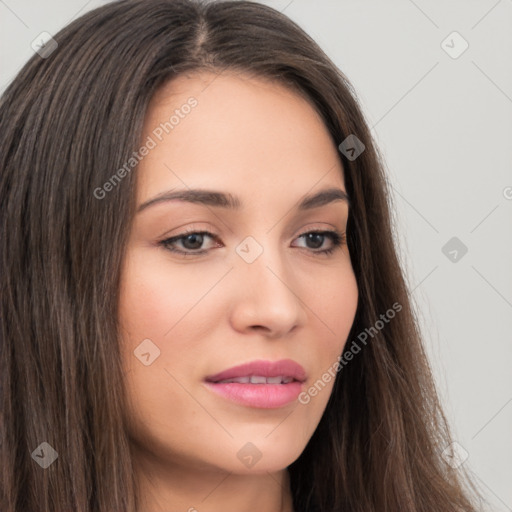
[228,243,307,338]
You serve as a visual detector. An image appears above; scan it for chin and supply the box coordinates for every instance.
[218,436,307,475]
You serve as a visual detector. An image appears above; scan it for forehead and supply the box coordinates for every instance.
[137,71,345,203]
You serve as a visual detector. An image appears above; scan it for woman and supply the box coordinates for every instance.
[0,0,481,511]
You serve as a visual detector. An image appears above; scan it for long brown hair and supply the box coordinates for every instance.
[0,1,482,510]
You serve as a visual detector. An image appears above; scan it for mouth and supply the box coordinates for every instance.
[209,375,298,384]
[204,359,306,409]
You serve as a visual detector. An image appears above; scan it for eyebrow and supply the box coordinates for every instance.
[137,186,350,213]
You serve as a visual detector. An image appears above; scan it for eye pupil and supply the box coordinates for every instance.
[183,233,203,249]
[306,232,324,249]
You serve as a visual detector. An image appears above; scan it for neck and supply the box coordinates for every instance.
[133,450,295,512]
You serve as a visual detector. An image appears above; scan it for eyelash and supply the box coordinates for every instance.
[159,229,346,257]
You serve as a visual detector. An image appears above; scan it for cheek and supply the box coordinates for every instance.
[118,248,233,379]
[326,271,358,334]
[119,248,218,340]
[310,261,359,349]
[306,264,358,399]
[118,251,221,450]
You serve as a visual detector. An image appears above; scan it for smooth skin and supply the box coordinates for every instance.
[118,70,359,512]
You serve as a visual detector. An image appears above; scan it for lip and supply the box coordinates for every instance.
[205,359,307,383]
[204,359,307,409]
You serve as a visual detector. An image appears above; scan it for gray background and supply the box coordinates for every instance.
[1,0,511,510]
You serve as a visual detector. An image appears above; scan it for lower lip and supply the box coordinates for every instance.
[204,381,303,409]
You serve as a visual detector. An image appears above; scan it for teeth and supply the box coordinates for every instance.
[220,376,250,384]
[216,375,295,384]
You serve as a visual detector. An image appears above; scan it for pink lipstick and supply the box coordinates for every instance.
[204,359,306,409]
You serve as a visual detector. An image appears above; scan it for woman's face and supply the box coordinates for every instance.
[119,71,358,477]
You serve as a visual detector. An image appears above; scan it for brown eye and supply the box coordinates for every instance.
[293,230,346,255]
[180,233,205,250]
[160,231,220,256]
[303,232,325,249]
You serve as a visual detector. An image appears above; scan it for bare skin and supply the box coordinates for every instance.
[119,70,358,512]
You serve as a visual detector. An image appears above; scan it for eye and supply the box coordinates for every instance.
[293,230,346,255]
[159,229,346,257]
[160,230,220,256]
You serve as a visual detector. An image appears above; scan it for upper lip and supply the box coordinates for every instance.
[205,359,307,383]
